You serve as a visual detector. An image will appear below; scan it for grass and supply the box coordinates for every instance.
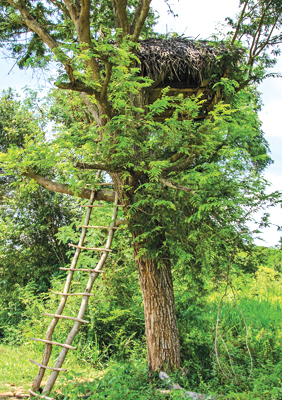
[0,345,168,400]
[0,344,103,395]
[2,266,282,399]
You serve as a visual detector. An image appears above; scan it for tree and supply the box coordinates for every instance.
[0,0,282,387]
[0,89,79,294]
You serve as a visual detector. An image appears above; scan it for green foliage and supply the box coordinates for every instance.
[0,0,157,72]
[0,202,144,357]
[58,361,168,400]
[0,90,83,343]
[3,257,282,399]
[171,263,282,399]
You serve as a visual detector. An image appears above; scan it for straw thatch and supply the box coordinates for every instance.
[137,38,243,87]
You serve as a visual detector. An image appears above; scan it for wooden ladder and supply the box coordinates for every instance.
[28,187,123,397]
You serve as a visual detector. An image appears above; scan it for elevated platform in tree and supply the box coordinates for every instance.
[136,38,243,121]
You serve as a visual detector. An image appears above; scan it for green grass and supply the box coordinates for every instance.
[2,266,282,399]
[0,345,169,400]
[0,344,103,395]
[0,344,38,392]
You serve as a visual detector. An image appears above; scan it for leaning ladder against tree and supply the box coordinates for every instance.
[28,183,123,396]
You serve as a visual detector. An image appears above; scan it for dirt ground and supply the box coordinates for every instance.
[0,383,30,400]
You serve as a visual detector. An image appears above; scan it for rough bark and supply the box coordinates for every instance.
[22,170,115,201]
[134,242,181,372]
[111,169,181,373]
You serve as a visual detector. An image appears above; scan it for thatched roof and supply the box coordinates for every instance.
[137,38,243,86]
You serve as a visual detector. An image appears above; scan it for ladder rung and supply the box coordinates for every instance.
[29,359,67,371]
[68,243,112,252]
[79,225,121,229]
[29,389,54,400]
[81,205,105,208]
[29,337,77,350]
[44,313,89,324]
[59,267,105,273]
[52,292,95,297]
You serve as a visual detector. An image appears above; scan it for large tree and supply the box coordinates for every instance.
[1,0,282,387]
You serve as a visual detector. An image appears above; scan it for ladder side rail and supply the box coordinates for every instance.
[43,194,119,395]
[32,190,96,392]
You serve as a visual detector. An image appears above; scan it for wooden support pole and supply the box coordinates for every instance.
[29,360,67,371]
[44,313,89,324]
[29,338,77,350]
[68,243,112,252]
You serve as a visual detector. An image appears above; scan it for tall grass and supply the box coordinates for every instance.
[1,266,282,399]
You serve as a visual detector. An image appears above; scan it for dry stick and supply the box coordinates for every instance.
[32,174,101,392]
[230,284,253,378]
[29,389,54,400]
[219,333,237,381]
[43,193,119,394]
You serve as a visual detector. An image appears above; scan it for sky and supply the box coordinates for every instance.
[0,0,282,246]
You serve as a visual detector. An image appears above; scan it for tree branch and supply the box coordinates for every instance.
[49,0,71,20]
[62,0,79,21]
[162,153,197,175]
[230,0,249,47]
[100,62,113,99]
[6,0,76,84]
[74,161,121,172]
[130,0,143,35]
[130,0,151,42]
[22,170,115,201]
[111,0,122,31]
[248,7,267,61]
[170,152,184,163]
[253,16,279,58]
[159,178,195,194]
[55,81,97,95]
[114,0,129,36]
[80,93,102,126]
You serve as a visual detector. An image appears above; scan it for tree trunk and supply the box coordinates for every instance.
[111,172,181,372]
[133,243,181,372]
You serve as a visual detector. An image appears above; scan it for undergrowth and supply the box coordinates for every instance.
[1,265,282,399]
